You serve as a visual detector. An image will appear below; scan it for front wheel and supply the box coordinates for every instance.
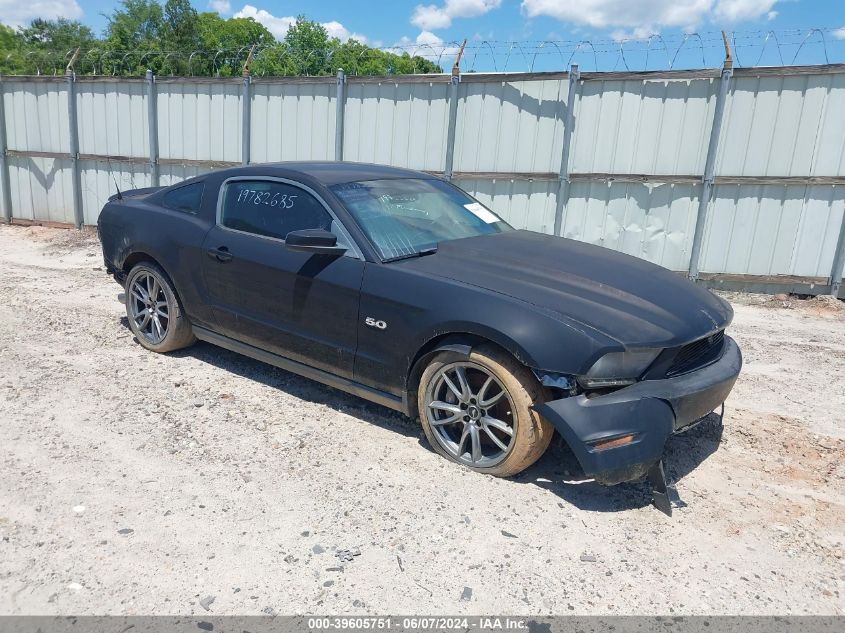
[417,344,554,477]
[125,262,196,353]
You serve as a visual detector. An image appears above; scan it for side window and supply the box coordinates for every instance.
[221,180,333,241]
[163,182,204,214]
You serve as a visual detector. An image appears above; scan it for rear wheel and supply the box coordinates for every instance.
[125,262,195,353]
[417,344,554,477]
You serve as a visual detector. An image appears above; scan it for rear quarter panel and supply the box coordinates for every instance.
[98,193,217,329]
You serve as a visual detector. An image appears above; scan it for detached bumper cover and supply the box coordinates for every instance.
[534,336,742,484]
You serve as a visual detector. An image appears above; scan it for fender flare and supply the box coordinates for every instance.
[403,331,531,418]
[402,334,478,418]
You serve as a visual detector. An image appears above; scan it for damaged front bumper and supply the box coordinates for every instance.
[534,336,742,485]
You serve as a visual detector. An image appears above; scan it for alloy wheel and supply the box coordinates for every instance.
[128,271,169,345]
[424,361,517,467]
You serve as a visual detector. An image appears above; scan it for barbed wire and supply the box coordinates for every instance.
[2,29,842,76]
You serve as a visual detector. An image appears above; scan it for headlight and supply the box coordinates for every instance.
[579,348,662,388]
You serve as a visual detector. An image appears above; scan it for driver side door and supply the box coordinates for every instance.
[200,177,364,378]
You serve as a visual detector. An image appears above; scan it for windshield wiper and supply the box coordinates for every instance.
[383,246,438,263]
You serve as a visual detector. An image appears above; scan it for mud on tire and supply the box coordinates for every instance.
[417,343,554,477]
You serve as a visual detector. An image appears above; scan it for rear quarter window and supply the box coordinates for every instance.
[163,182,204,214]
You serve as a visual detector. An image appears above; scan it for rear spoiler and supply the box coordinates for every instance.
[108,186,163,202]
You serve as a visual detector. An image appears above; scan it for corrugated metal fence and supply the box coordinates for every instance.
[1,64,844,296]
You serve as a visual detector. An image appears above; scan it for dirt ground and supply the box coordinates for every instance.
[0,223,843,616]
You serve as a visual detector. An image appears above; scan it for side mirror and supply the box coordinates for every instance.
[285,229,347,256]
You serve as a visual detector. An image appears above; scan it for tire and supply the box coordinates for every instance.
[417,343,554,477]
[124,261,196,353]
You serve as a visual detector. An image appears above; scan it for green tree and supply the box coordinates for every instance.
[197,12,274,76]
[329,39,440,75]
[0,24,25,74]
[103,0,165,74]
[162,0,200,74]
[3,8,442,76]
[15,18,96,73]
[19,18,95,50]
[251,17,441,77]
[283,16,331,76]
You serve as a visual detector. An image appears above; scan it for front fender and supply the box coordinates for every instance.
[357,262,618,397]
[405,321,541,372]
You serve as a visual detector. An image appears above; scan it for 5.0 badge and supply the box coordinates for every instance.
[364,317,387,330]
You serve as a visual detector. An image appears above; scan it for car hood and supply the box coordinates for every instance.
[397,230,732,347]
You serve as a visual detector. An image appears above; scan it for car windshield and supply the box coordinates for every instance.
[330,178,512,261]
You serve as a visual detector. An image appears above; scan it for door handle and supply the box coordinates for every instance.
[207,247,233,263]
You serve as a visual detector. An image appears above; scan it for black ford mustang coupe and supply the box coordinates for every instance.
[98,162,741,511]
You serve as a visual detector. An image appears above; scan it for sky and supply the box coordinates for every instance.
[2,0,845,70]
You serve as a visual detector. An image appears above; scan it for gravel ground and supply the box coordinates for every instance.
[0,223,843,616]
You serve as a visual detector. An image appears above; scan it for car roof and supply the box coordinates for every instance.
[204,161,439,187]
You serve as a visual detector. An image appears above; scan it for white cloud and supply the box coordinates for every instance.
[232,5,367,42]
[411,0,502,31]
[208,0,231,14]
[233,5,295,39]
[392,30,461,63]
[322,20,368,44]
[767,10,778,20]
[610,26,660,41]
[714,0,778,22]
[0,0,81,28]
[521,0,779,35]
[411,5,452,30]
[834,26,845,40]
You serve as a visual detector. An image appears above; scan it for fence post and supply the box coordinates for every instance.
[335,69,346,161]
[688,39,734,281]
[241,74,251,165]
[687,66,731,281]
[830,211,845,297]
[444,72,460,180]
[0,75,12,224]
[443,41,467,181]
[146,70,159,187]
[553,64,580,237]
[66,63,84,228]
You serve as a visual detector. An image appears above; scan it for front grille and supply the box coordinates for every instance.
[665,330,725,377]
